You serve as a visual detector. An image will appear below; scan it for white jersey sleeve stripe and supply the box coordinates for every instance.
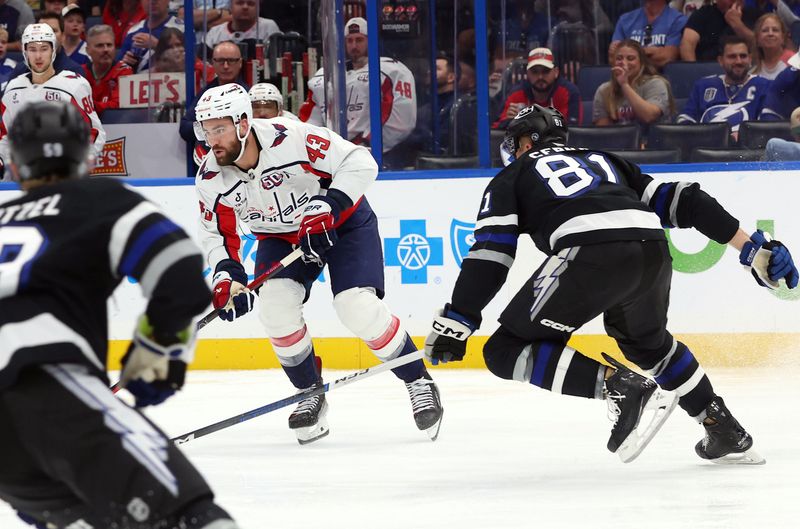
[641,179,661,205]
[109,201,160,276]
[668,182,694,228]
[475,214,519,231]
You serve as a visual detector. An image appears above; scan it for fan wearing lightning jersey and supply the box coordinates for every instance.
[0,102,240,529]
[299,17,416,154]
[194,83,443,444]
[0,23,105,181]
[426,104,798,465]
[677,35,770,136]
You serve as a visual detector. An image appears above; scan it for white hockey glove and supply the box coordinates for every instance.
[424,304,477,364]
[120,315,195,407]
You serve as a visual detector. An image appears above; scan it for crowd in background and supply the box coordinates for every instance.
[2,0,800,172]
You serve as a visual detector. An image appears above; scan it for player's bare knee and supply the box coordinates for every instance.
[333,287,406,360]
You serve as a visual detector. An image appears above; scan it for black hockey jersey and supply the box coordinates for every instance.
[0,178,210,390]
[451,144,740,325]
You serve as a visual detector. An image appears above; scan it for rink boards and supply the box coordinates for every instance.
[2,164,798,369]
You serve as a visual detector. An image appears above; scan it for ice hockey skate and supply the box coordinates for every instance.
[695,396,765,465]
[602,353,678,463]
[288,382,329,445]
[405,371,443,441]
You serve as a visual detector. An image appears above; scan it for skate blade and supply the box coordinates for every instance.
[709,447,766,466]
[294,417,330,445]
[424,409,443,442]
[617,389,679,463]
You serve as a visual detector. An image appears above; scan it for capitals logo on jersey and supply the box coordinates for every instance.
[678,74,770,131]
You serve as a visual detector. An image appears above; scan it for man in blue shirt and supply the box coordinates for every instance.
[610,0,687,69]
[677,35,770,140]
[0,0,34,52]
[117,0,183,72]
[760,51,800,120]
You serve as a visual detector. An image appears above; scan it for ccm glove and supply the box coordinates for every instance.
[120,316,194,407]
[298,195,341,263]
[424,304,477,364]
[740,230,799,290]
[212,259,255,321]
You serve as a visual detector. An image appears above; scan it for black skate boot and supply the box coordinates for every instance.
[288,381,329,445]
[404,371,443,441]
[602,353,677,463]
[695,396,764,465]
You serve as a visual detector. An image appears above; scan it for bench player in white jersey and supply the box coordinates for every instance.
[194,83,443,444]
[299,17,416,153]
[249,82,299,120]
[0,23,105,181]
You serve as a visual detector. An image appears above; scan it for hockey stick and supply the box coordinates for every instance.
[171,349,426,445]
[111,248,305,394]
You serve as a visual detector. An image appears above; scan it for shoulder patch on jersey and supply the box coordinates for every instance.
[271,123,288,148]
[199,159,219,180]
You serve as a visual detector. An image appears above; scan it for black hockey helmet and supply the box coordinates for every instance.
[9,101,91,181]
[502,104,568,155]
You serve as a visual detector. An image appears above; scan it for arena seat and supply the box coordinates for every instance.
[607,149,681,164]
[567,125,640,150]
[100,108,154,124]
[85,16,102,30]
[415,155,479,169]
[737,121,793,150]
[581,99,593,125]
[663,61,722,99]
[576,65,610,101]
[689,148,764,163]
[648,122,730,161]
[449,94,478,155]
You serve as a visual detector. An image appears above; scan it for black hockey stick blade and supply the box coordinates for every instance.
[171,350,426,445]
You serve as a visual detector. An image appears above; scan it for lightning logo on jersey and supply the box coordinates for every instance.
[677,74,770,132]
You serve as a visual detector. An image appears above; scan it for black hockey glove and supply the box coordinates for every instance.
[739,230,798,290]
[298,195,342,264]
[120,316,193,407]
[424,304,477,364]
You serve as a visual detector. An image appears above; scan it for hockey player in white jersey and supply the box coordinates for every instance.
[249,82,299,120]
[194,83,443,444]
[0,23,105,181]
[299,17,416,154]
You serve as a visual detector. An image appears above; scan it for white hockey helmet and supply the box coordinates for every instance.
[249,83,283,109]
[21,23,58,72]
[194,83,253,162]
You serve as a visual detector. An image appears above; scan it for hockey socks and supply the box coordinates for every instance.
[649,341,715,417]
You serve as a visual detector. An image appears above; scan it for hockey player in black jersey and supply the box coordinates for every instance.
[426,104,798,465]
[0,101,241,528]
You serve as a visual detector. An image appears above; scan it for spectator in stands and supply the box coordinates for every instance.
[678,35,769,139]
[680,0,762,61]
[180,0,230,42]
[493,47,582,129]
[118,0,182,72]
[204,0,279,53]
[751,13,795,78]
[75,0,102,17]
[548,0,613,82]
[490,0,550,61]
[102,0,145,48]
[610,0,687,69]
[435,53,456,149]
[670,0,706,17]
[0,0,35,51]
[0,27,17,90]
[593,39,674,127]
[82,24,133,116]
[300,17,417,164]
[760,50,800,119]
[61,4,90,65]
[249,82,299,119]
[42,0,66,15]
[6,11,83,81]
[765,105,800,160]
[179,40,248,166]
[150,27,215,89]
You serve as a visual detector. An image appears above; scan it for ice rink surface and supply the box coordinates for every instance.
[1,367,798,529]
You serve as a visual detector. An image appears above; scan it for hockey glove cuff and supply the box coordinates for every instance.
[425,304,477,365]
[298,194,343,264]
[212,259,255,321]
[120,315,194,407]
[740,230,799,290]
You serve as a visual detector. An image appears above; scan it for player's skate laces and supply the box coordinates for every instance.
[404,371,443,441]
[695,396,764,465]
[602,353,678,463]
[288,382,329,445]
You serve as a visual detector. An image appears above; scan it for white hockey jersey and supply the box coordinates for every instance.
[300,57,417,151]
[0,70,106,170]
[204,18,281,50]
[195,117,378,272]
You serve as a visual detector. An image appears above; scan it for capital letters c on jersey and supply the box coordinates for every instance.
[306,134,331,163]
